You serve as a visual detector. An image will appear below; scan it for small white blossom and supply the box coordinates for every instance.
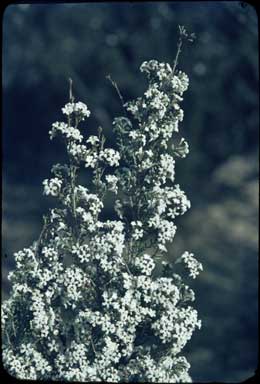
[84,150,98,168]
[131,220,144,240]
[71,243,91,263]
[173,137,190,158]
[181,251,203,279]
[99,148,120,166]
[159,153,175,182]
[105,174,118,193]
[86,135,99,145]
[49,122,83,142]
[67,142,87,159]
[134,254,155,276]
[43,177,62,197]
[62,101,91,118]
[61,102,74,115]
[74,101,91,117]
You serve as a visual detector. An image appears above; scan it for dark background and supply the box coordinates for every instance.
[2,2,258,382]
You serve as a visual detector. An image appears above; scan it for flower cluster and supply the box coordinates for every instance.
[181,251,203,279]
[2,54,202,382]
[134,253,155,275]
[125,60,189,147]
[131,221,144,240]
[159,153,176,182]
[105,174,118,193]
[49,122,83,142]
[43,177,62,197]
[99,148,120,167]
[62,101,91,119]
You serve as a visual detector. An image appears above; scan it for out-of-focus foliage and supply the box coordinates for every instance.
[171,152,258,381]
[2,2,258,382]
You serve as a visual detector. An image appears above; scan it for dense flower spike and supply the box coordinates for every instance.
[2,55,202,381]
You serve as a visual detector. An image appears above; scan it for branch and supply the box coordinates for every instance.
[69,78,75,103]
[5,328,11,346]
[172,35,183,75]
[90,335,97,355]
[106,74,125,108]
[35,215,49,257]
[172,25,196,74]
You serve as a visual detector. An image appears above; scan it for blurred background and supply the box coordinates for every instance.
[2,1,258,382]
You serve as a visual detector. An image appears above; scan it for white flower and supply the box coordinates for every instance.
[71,243,91,263]
[135,254,155,276]
[129,130,138,140]
[181,251,203,279]
[87,135,99,145]
[62,102,74,115]
[131,221,144,240]
[159,153,175,182]
[125,102,139,115]
[158,220,177,251]
[43,178,62,197]
[84,150,98,168]
[62,102,91,118]
[177,71,189,93]
[49,122,83,142]
[67,143,87,158]
[140,157,153,171]
[74,101,91,117]
[173,137,190,158]
[105,174,118,193]
[67,127,83,142]
[99,148,120,166]
[42,247,58,261]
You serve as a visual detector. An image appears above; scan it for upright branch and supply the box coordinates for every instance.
[172,25,196,74]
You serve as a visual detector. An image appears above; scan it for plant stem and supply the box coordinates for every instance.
[91,335,97,355]
[106,74,125,108]
[69,78,75,104]
[172,37,183,75]
[35,216,48,257]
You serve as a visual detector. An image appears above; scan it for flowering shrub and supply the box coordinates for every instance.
[2,27,202,382]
